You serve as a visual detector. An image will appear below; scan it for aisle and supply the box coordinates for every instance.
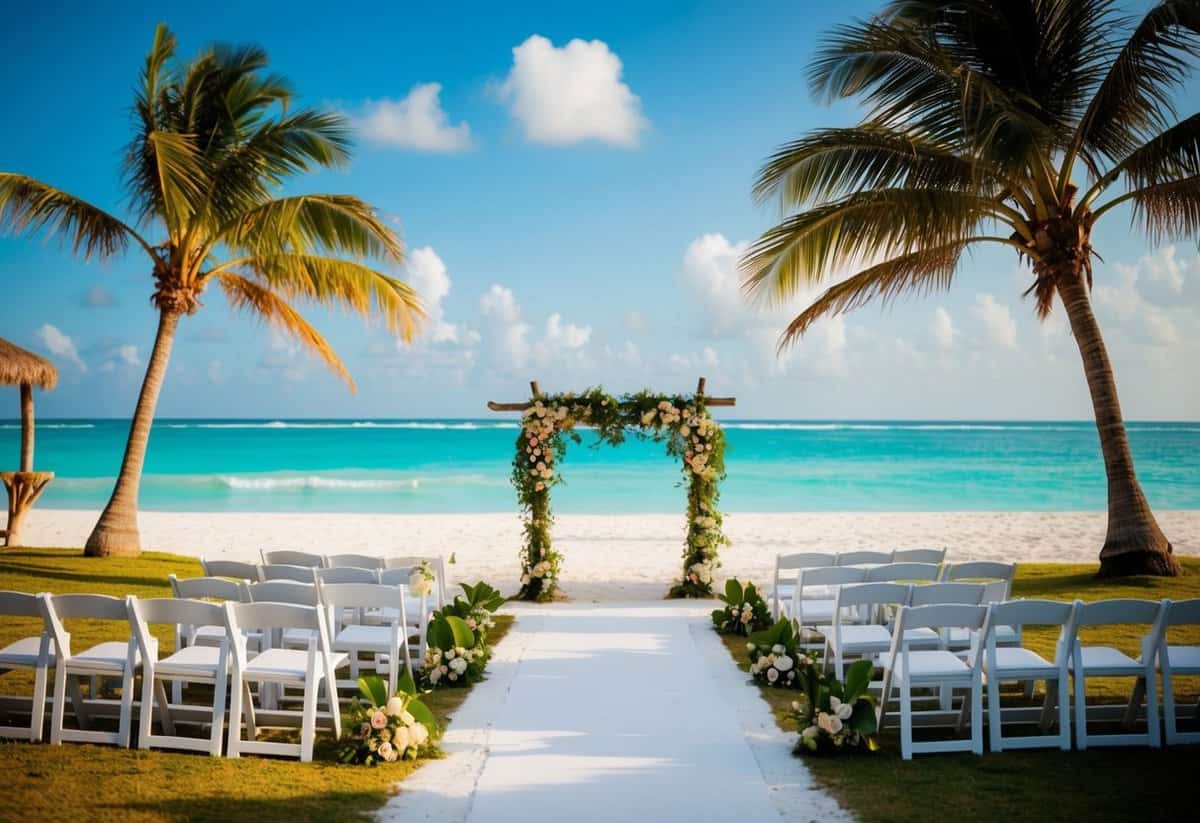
[380,602,848,823]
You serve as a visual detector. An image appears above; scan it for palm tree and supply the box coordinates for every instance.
[0,25,423,557]
[743,0,1198,577]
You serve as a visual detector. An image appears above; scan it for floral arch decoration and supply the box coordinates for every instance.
[488,379,734,602]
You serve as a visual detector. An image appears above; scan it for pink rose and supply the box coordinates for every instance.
[371,710,388,729]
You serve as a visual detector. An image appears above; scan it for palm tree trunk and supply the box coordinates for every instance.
[84,309,180,557]
[1056,272,1180,577]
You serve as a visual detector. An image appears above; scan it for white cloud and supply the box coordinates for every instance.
[497,35,647,147]
[355,83,472,152]
[931,307,955,351]
[544,313,591,349]
[1137,244,1189,295]
[407,246,460,343]
[83,285,115,308]
[479,285,531,369]
[973,294,1018,349]
[1095,261,1181,346]
[35,324,86,371]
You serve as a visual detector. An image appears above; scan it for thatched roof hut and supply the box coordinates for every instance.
[0,336,57,546]
[0,337,58,391]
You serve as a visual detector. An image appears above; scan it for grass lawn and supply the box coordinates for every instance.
[0,548,514,823]
[720,559,1200,822]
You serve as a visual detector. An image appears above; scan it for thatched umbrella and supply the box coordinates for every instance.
[0,337,57,546]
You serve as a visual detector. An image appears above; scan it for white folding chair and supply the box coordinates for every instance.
[1067,598,1163,750]
[976,599,1074,752]
[127,597,229,756]
[770,552,835,619]
[325,554,385,570]
[940,561,1016,593]
[385,555,448,609]
[199,557,262,581]
[820,582,912,680]
[790,566,865,628]
[892,548,947,564]
[317,581,411,694]
[836,550,892,567]
[40,593,139,747]
[0,590,54,741]
[261,564,317,583]
[1157,598,1200,745]
[378,568,431,657]
[878,603,988,760]
[224,601,343,762]
[167,575,249,703]
[242,581,321,648]
[866,562,942,583]
[313,567,378,585]
[260,550,324,568]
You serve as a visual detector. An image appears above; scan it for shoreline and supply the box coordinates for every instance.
[21,509,1200,601]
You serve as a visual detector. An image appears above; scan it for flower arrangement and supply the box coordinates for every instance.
[790,659,878,755]
[408,561,436,598]
[338,673,436,766]
[711,578,772,635]
[745,617,812,688]
[420,580,505,688]
[509,387,729,601]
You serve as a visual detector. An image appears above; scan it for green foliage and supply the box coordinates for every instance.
[790,659,878,756]
[427,614,475,652]
[420,579,505,689]
[511,387,728,601]
[712,578,773,635]
[746,618,813,689]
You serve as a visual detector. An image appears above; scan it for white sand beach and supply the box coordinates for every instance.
[22,509,1200,600]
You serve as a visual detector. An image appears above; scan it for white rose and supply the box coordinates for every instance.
[774,655,794,672]
[393,725,411,753]
[385,696,405,716]
[450,657,468,674]
[378,741,396,761]
[399,710,415,726]
[767,668,779,683]
[830,696,853,720]
[771,644,785,655]
[410,722,429,746]
[817,711,843,735]
[801,725,819,740]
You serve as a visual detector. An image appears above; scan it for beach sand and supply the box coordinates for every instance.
[20,509,1200,601]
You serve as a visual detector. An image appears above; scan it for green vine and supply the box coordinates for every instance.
[511,387,729,601]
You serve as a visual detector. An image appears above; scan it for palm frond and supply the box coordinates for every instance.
[1108,113,1200,192]
[1071,0,1200,163]
[1105,173,1200,242]
[218,194,403,261]
[740,188,1013,302]
[752,125,1001,208]
[147,131,208,234]
[212,253,423,340]
[0,173,151,260]
[216,272,354,390]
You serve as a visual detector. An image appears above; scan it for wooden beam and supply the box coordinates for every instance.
[488,376,735,411]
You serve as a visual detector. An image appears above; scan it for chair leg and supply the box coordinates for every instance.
[138,669,156,749]
[209,671,228,758]
[30,663,49,743]
[1056,679,1071,750]
[1073,671,1088,751]
[971,677,984,755]
[171,679,183,705]
[226,675,244,758]
[67,674,89,731]
[1145,669,1161,748]
[242,681,257,740]
[988,672,1002,753]
[49,665,67,745]
[301,674,319,763]
[900,677,913,761]
[1163,668,1178,746]
[1037,680,1055,732]
[1124,678,1146,729]
[117,669,136,748]
[153,679,176,737]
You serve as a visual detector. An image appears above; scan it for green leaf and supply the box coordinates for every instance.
[397,666,417,697]
[843,659,874,699]
[849,700,878,736]
[724,578,744,605]
[358,675,388,707]
[406,697,438,734]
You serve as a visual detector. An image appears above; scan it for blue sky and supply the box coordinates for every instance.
[1,0,1196,420]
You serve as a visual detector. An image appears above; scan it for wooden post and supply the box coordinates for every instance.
[530,381,542,398]
[696,377,707,399]
[19,383,33,473]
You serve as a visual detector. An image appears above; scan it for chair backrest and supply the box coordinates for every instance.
[169,574,243,602]
[39,593,130,658]
[378,567,413,586]
[261,564,317,582]
[833,582,911,611]
[836,551,893,566]
[798,566,867,589]
[314,566,378,585]
[1072,598,1163,627]
[385,555,439,569]
[242,580,319,606]
[981,580,1009,604]
[0,590,43,617]
[127,596,227,656]
[896,603,988,633]
[776,552,836,572]
[325,554,385,570]
[1164,598,1200,627]
[892,548,946,564]
[986,599,1074,630]
[940,561,1016,583]
[199,557,262,581]
[908,582,986,607]
[317,581,406,614]
[866,562,941,582]
[260,550,324,567]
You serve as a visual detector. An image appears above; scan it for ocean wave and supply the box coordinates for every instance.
[219,475,421,490]
[0,423,95,430]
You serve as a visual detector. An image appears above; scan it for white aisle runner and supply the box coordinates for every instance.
[379,602,849,823]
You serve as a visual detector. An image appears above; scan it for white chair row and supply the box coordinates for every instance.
[200,553,449,608]
[770,549,953,618]
[875,597,1200,759]
[0,580,427,762]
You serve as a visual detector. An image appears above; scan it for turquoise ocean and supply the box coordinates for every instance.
[2,419,1197,514]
